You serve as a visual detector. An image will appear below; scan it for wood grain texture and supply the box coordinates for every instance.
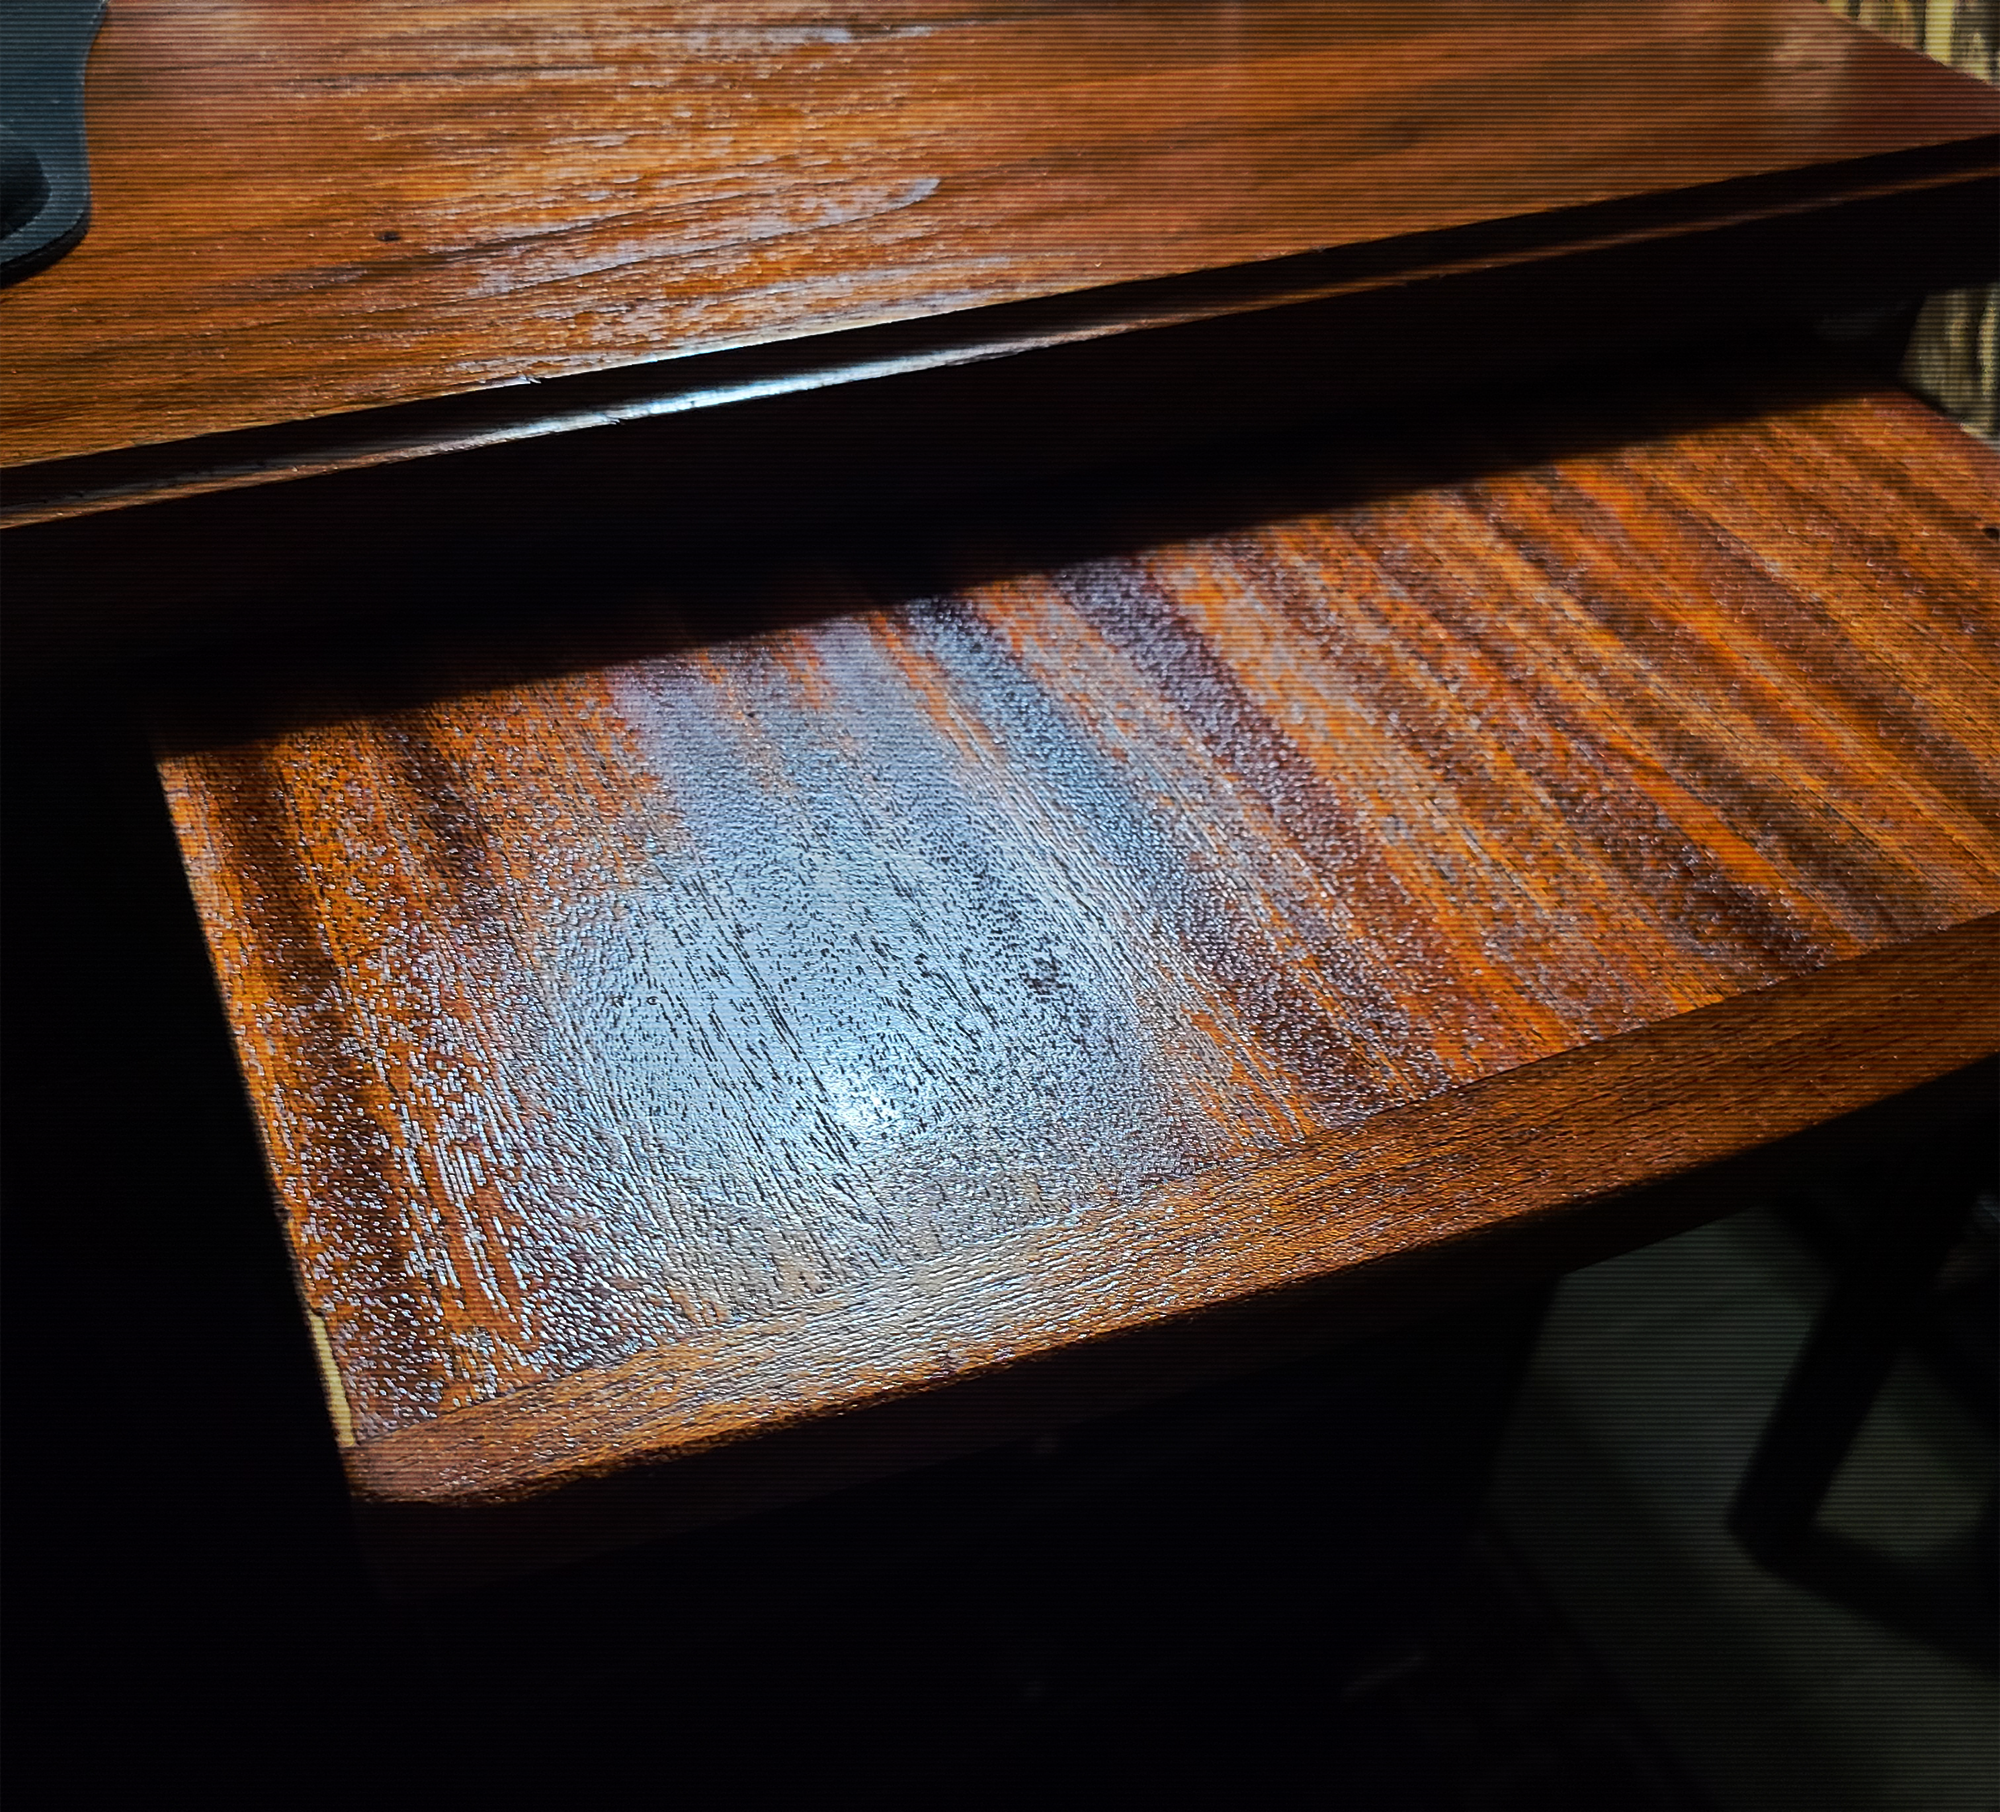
[155,354,2000,1505]
[4,0,1996,495]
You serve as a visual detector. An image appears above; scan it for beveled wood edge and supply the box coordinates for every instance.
[355,1055,1996,1596]
[342,914,2000,1509]
[6,134,1993,528]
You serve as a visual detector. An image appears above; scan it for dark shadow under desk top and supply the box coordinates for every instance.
[151,347,2000,1537]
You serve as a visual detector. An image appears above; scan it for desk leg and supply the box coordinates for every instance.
[1727,1133,1996,1665]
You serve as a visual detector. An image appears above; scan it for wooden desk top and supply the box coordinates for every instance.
[4,0,1996,522]
[156,350,2000,1511]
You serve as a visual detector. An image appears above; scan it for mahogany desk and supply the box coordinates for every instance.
[7,0,1999,651]
[4,3,1998,1586]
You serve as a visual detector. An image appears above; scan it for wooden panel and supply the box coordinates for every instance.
[4,0,1996,498]
[155,352,2000,1504]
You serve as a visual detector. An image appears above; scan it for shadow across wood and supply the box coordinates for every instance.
[11,115,1994,670]
[137,335,1907,755]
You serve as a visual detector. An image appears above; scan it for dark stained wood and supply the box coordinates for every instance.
[2,0,1995,522]
[154,353,2000,1512]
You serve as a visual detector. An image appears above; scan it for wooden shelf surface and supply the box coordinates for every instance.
[154,351,2000,1511]
[3,0,1996,523]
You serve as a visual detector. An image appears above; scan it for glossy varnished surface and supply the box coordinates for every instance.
[4,0,1996,483]
[156,355,2000,1502]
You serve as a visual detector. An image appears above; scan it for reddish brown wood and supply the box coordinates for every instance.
[155,353,2000,1509]
[350,926,1998,1510]
[2,0,1995,519]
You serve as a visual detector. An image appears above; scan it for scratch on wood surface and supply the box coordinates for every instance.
[307,1313,358,1448]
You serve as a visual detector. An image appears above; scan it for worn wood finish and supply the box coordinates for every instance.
[3,0,1996,514]
[155,353,2000,1507]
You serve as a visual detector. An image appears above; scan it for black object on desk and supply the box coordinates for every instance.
[1,0,106,286]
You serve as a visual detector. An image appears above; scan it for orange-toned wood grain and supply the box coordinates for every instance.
[5,0,1997,476]
[155,354,2000,1503]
